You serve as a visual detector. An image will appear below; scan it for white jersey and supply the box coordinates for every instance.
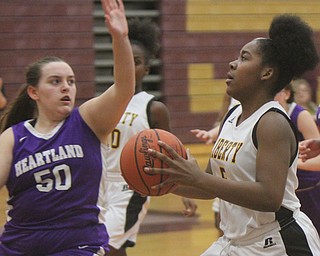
[104,91,154,249]
[106,91,154,180]
[210,101,300,240]
[228,97,240,110]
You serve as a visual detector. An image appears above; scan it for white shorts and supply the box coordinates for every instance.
[104,178,150,250]
[201,211,320,256]
[212,198,220,213]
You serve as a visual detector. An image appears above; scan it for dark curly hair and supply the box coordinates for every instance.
[128,17,160,65]
[257,14,319,95]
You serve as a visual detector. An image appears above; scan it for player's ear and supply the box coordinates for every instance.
[145,65,150,75]
[261,67,274,81]
[27,85,39,100]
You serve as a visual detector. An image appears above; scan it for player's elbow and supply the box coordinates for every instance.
[267,201,282,212]
[261,194,283,212]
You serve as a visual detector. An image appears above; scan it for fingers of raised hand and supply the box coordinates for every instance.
[101,0,124,21]
[101,0,118,12]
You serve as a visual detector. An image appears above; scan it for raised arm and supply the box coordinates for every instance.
[80,0,135,142]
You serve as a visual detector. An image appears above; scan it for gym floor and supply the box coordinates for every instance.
[129,194,220,256]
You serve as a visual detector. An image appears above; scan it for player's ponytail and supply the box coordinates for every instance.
[258,14,319,95]
[0,56,65,133]
[0,85,35,133]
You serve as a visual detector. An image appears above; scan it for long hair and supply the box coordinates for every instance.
[0,56,65,133]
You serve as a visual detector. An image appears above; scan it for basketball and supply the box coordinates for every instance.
[120,129,187,196]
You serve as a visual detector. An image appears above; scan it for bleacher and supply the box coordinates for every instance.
[93,0,162,97]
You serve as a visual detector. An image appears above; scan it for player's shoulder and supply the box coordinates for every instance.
[257,109,294,140]
[0,127,14,149]
[149,100,169,115]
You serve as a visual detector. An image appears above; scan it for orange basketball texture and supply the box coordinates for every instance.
[120,129,187,196]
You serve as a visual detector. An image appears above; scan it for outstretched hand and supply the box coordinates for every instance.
[144,141,202,189]
[299,139,320,162]
[190,129,214,145]
[101,0,128,37]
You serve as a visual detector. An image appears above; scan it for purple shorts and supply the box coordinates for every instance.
[0,224,109,255]
[296,169,320,235]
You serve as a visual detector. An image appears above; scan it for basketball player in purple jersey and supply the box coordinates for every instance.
[0,0,134,254]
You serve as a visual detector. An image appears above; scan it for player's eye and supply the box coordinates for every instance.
[68,79,75,86]
[240,55,247,61]
[134,57,142,66]
[52,79,60,85]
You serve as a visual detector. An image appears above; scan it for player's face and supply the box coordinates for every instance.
[30,61,77,118]
[132,44,149,88]
[226,39,265,100]
[295,83,312,104]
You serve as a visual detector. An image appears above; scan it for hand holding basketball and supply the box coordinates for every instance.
[145,140,200,187]
[120,129,187,196]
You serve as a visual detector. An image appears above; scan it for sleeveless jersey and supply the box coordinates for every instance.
[106,91,154,179]
[7,108,108,232]
[287,102,304,142]
[210,101,300,240]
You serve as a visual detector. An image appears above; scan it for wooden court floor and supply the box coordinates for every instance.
[129,195,220,256]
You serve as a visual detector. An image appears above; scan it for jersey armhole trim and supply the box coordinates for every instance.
[252,107,298,166]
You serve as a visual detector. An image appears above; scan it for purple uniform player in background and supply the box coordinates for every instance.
[290,102,320,235]
[0,0,135,254]
[316,105,320,127]
[275,83,320,235]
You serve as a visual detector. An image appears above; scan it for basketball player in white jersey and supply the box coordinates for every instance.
[104,18,197,256]
[145,14,320,255]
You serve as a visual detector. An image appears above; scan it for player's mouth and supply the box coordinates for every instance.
[61,96,71,103]
[226,72,234,85]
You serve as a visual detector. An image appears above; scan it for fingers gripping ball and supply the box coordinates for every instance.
[120,129,187,196]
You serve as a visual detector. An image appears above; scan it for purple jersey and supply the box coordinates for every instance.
[290,103,320,235]
[316,105,320,126]
[1,108,109,254]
